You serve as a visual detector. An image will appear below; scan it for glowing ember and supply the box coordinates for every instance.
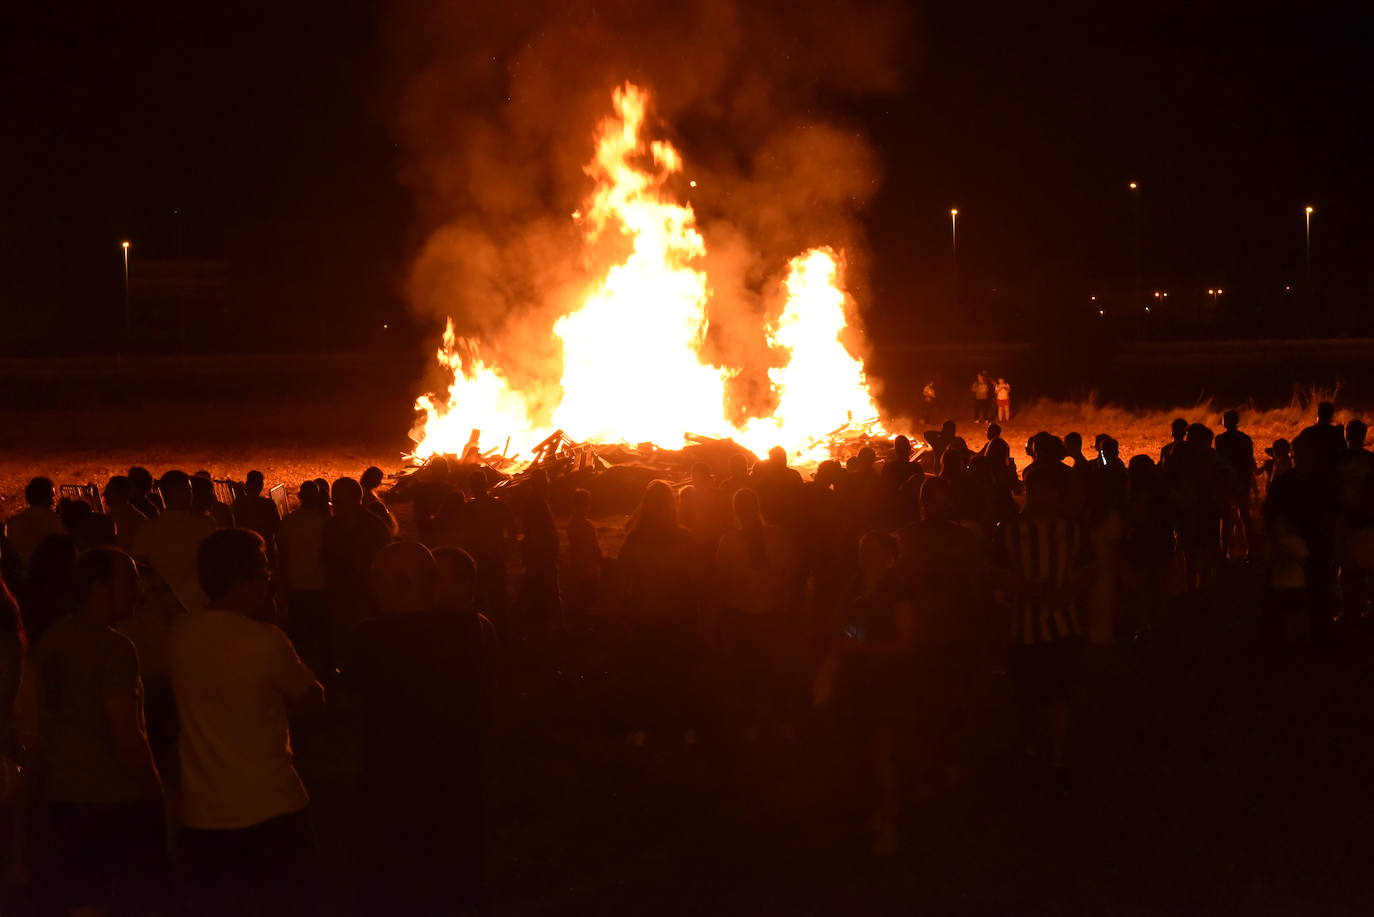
[410,82,885,465]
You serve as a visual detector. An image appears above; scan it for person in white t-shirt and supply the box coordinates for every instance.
[133,471,218,613]
[4,477,64,575]
[995,377,1013,422]
[169,528,323,913]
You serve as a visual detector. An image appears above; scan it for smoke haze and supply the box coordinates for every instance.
[386,0,914,419]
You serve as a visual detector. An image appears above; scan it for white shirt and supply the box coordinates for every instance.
[4,505,64,569]
[169,609,317,829]
[133,510,219,612]
[996,382,1012,400]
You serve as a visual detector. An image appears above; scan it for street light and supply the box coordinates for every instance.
[949,208,959,273]
[1208,288,1223,306]
[1304,205,1314,282]
[121,241,131,341]
[1128,181,1142,312]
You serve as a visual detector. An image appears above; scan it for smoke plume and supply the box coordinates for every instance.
[386,0,914,421]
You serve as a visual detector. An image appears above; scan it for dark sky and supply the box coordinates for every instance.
[3,0,1372,353]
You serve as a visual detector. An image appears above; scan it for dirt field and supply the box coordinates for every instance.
[1,344,1361,514]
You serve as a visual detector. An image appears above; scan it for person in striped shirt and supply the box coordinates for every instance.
[996,470,1089,783]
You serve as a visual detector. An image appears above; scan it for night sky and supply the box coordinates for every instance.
[4,0,1372,353]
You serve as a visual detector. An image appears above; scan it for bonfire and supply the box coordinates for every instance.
[402,83,914,491]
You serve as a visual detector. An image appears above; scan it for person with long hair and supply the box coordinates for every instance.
[615,481,703,747]
[714,488,800,741]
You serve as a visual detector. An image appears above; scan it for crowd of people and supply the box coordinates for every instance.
[0,398,1369,911]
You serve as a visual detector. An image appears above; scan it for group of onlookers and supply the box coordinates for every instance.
[0,396,1370,906]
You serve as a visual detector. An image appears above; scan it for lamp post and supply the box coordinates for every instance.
[1207,288,1223,307]
[121,241,131,342]
[949,208,959,274]
[1129,181,1142,312]
[1304,205,1314,282]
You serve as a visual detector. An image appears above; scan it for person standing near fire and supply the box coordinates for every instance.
[996,377,1013,422]
[971,373,990,422]
[921,380,937,425]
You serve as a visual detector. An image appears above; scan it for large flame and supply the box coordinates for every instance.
[551,84,731,446]
[736,248,884,462]
[411,82,885,465]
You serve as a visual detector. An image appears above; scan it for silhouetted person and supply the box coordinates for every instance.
[4,476,63,577]
[721,453,752,495]
[1336,419,1374,619]
[1299,401,1347,473]
[997,469,1086,785]
[232,470,281,546]
[921,380,937,424]
[1265,433,1339,647]
[324,477,392,655]
[1094,434,1126,474]
[898,476,997,787]
[1121,456,1174,637]
[103,475,147,553]
[1173,423,1230,590]
[21,534,77,643]
[978,421,1003,456]
[461,470,517,629]
[1261,437,1293,490]
[429,488,470,548]
[191,472,235,528]
[360,465,397,535]
[517,469,561,640]
[715,488,800,740]
[1159,417,1188,467]
[881,435,920,496]
[171,529,323,916]
[1216,410,1257,552]
[72,511,118,554]
[615,481,703,747]
[0,577,24,778]
[751,446,805,528]
[35,547,166,915]
[680,461,730,559]
[827,530,914,856]
[134,470,218,613]
[1063,432,1089,470]
[344,543,490,914]
[277,481,332,679]
[127,466,162,519]
[923,420,958,474]
[565,488,602,620]
[1022,432,1073,497]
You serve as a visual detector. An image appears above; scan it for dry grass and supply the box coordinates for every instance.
[969,385,1349,468]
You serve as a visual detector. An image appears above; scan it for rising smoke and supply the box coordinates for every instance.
[385,0,914,422]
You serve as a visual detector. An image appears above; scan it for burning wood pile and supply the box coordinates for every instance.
[390,419,924,514]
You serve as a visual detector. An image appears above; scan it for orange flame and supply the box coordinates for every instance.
[737,248,885,461]
[411,83,885,465]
